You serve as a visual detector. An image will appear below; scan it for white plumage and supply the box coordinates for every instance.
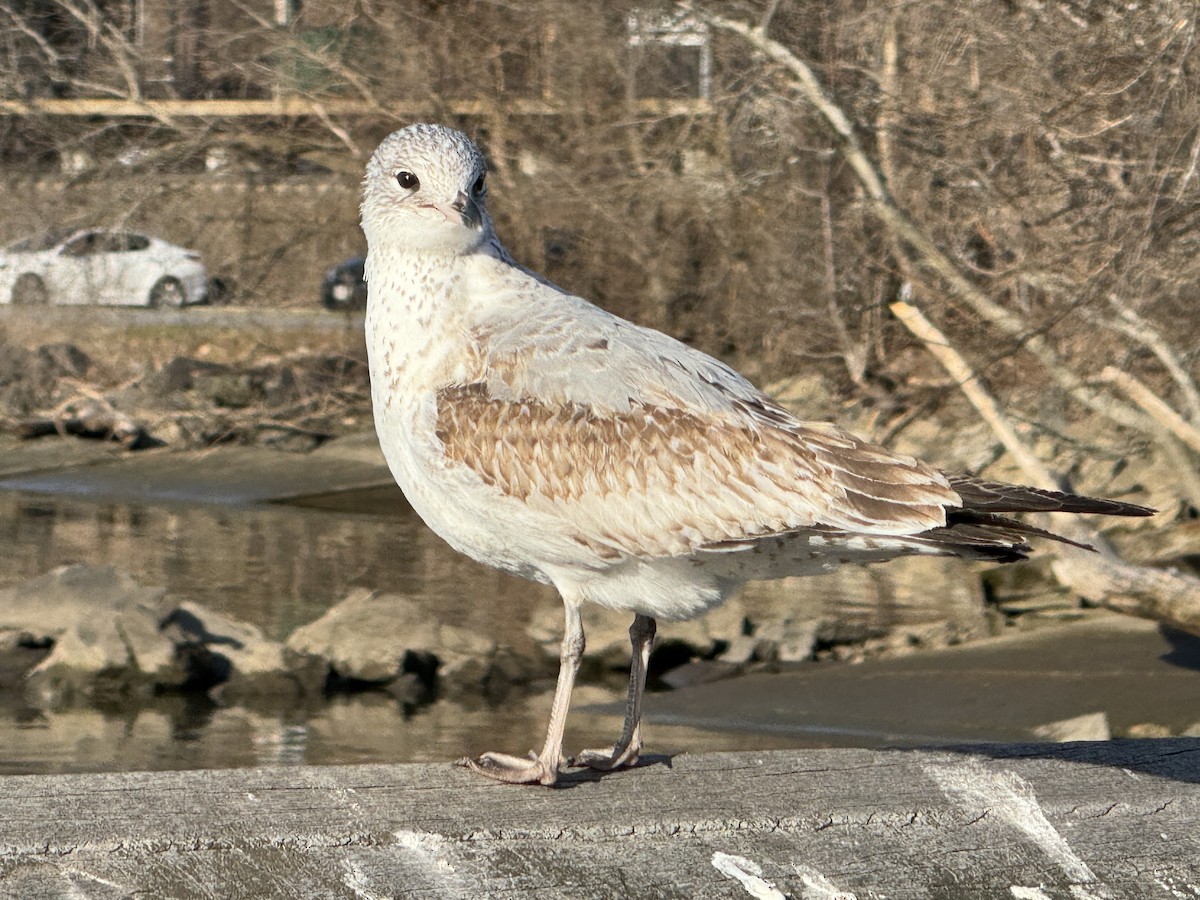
[361,124,1150,785]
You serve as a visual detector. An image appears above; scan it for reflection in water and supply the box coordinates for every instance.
[0,687,806,778]
[0,489,984,775]
[0,489,559,643]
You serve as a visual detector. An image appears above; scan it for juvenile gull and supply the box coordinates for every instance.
[360,124,1151,786]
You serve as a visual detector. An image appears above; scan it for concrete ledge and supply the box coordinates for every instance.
[2,742,1199,898]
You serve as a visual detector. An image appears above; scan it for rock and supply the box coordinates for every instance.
[0,565,174,705]
[162,601,316,701]
[254,424,327,453]
[716,633,760,666]
[750,618,822,663]
[35,343,92,380]
[983,557,1077,617]
[152,414,210,448]
[260,365,300,407]
[528,604,633,671]
[0,341,92,416]
[1032,712,1111,742]
[0,565,312,706]
[0,340,32,388]
[859,620,975,658]
[659,659,741,689]
[1124,722,1174,739]
[153,357,231,394]
[286,588,531,697]
[0,631,51,689]
[195,372,256,409]
[528,595,750,678]
[0,343,44,413]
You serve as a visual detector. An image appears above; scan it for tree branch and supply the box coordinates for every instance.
[893,296,1200,637]
[697,6,1157,435]
[1098,366,1200,455]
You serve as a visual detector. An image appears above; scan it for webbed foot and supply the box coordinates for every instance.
[457,751,562,785]
[569,742,640,771]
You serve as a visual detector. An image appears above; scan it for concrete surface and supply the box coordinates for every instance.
[1,743,1198,898]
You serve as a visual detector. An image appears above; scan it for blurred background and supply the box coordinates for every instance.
[0,1,1197,775]
[0,1,1193,392]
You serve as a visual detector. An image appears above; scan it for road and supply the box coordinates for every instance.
[0,302,364,332]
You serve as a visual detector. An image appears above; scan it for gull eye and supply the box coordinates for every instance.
[396,171,419,190]
[471,172,486,195]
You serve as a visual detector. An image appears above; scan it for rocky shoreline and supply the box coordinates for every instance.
[0,561,975,714]
[1,309,1194,752]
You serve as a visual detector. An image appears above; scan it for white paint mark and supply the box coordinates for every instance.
[711,852,787,899]
[393,829,457,874]
[794,862,859,899]
[62,870,133,898]
[929,761,1097,885]
[1010,888,1052,900]
[1152,872,1200,898]
[342,859,389,900]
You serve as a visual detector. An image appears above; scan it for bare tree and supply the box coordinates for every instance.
[698,1,1200,633]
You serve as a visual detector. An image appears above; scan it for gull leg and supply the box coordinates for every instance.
[460,597,584,786]
[571,613,656,771]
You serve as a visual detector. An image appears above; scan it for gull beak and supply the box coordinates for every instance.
[420,191,482,230]
[451,190,483,230]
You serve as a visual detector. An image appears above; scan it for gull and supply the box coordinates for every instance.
[360,124,1152,786]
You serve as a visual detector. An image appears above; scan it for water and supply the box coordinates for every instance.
[0,483,982,776]
[0,486,557,643]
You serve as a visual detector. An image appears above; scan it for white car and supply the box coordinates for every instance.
[0,229,209,308]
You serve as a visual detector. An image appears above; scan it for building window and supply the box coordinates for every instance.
[626,9,712,101]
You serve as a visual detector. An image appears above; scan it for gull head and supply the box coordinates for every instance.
[361,124,491,255]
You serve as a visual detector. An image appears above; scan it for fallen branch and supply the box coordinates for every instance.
[892,295,1200,637]
[890,298,1057,488]
[1098,366,1200,455]
[19,396,161,450]
[1102,296,1200,422]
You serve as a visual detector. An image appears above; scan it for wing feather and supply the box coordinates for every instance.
[434,374,958,559]
[433,265,972,558]
[424,261,1152,563]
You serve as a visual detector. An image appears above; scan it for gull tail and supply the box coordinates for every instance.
[902,475,1155,563]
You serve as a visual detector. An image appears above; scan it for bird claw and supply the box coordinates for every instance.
[457,751,561,785]
[569,744,640,771]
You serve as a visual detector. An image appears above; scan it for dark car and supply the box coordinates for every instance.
[321,257,367,310]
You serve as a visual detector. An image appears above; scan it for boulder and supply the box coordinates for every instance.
[35,343,92,380]
[527,595,750,677]
[162,601,317,702]
[1031,712,1112,742]
[0,564,176,705]
[152,357,231,394]
[0,341,92,416]
[0,565,305,705]
[524,552,990,685]
[286,588,537,698]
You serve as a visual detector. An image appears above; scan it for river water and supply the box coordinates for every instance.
[0,477,984,776]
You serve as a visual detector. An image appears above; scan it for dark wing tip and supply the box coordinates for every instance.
[948,475,1154,518]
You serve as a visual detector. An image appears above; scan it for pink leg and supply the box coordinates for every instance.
[460,598,585,786]
[571,614,656,771]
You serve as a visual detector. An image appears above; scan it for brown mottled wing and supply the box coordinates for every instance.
[434,381,960,560]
